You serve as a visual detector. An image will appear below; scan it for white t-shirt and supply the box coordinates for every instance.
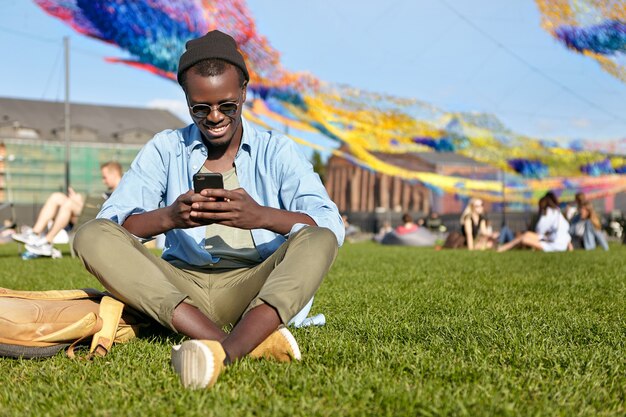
[535,207,571,252]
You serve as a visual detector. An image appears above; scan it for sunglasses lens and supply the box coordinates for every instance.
[191,104,211,118]
[190,101,239,118]
[219,102,238,115]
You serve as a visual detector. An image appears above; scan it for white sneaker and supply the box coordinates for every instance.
[12,230,41,245]
[21,247,62,260]
[25,239,54,257]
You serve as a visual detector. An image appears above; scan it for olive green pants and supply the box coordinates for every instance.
[73,219,338,331]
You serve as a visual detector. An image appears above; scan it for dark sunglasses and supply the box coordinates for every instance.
[189,100,240,118]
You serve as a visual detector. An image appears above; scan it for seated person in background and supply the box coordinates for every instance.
[12,161,123,256]
[425,211,446,233]
[527,191,561,232]
[460,198,494,250]
[395,213,418,235]
[342,214,360,237]
[565,192,586,221]
[14,187,84,244]
[374,220,393,242]
[606,210,625,242]
[481,219,499,249]
[98,161,124,199]
[570,201,609,251]
[498,194,571,252]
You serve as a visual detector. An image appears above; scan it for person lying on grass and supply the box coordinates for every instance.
[73,30,344,389]
[497,193,571,253]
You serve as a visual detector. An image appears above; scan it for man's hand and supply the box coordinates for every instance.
[123,188,316,238]
[166,190,215,229]
[122,190,210,238]
[189,188,266,230]
[190,188,317,234]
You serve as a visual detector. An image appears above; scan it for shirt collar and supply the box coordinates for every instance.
[239,117,253,155]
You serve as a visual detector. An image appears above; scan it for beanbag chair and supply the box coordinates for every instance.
[381,228,438,247]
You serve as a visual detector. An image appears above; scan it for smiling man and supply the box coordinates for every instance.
[73,30,344,389]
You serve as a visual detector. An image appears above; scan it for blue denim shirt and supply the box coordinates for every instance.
[98,118,344,266]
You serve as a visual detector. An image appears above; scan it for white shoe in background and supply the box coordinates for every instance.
[11,230,40,246]
[25,238,54,257]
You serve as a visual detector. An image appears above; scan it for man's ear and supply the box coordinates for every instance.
[242,82,248,103]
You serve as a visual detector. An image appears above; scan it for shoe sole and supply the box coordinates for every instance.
[11,235,31,244]
[278,327,302,361]
[171,341,215,389]
[24,243,53,257]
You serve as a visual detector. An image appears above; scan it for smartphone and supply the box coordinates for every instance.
[193,172,224,193]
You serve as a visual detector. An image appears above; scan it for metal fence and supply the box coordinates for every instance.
[1,138,140,205]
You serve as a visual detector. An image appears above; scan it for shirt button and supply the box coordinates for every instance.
[192,165,197,170]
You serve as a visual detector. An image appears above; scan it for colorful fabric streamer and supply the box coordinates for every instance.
[580,158,616,176]
[508,159,549,179]
[32,0,626,203]
[555,20,626,55]
[536,0,625,82]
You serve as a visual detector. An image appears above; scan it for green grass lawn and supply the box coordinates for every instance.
[0,241,624,416]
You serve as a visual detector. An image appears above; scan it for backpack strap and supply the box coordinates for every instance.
[66,296,126,359]
[89,296,125,358]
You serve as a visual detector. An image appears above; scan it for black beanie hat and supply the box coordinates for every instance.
[177,30,250,85]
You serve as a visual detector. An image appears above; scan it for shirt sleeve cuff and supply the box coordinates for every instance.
[288,222,309,237]
[287,210,345,246]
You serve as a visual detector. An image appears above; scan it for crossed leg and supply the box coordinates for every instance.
[74,219,337,363]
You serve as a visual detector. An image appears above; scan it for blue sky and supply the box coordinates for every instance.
[1,0,624,149]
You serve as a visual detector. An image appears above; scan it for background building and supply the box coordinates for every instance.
[326,147,499,212]
[325,147,502,233]
[0,97,186,224]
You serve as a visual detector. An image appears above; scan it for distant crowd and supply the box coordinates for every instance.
[343,191,615,252]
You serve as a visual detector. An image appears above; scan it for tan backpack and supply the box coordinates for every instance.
[0,287,147,359]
